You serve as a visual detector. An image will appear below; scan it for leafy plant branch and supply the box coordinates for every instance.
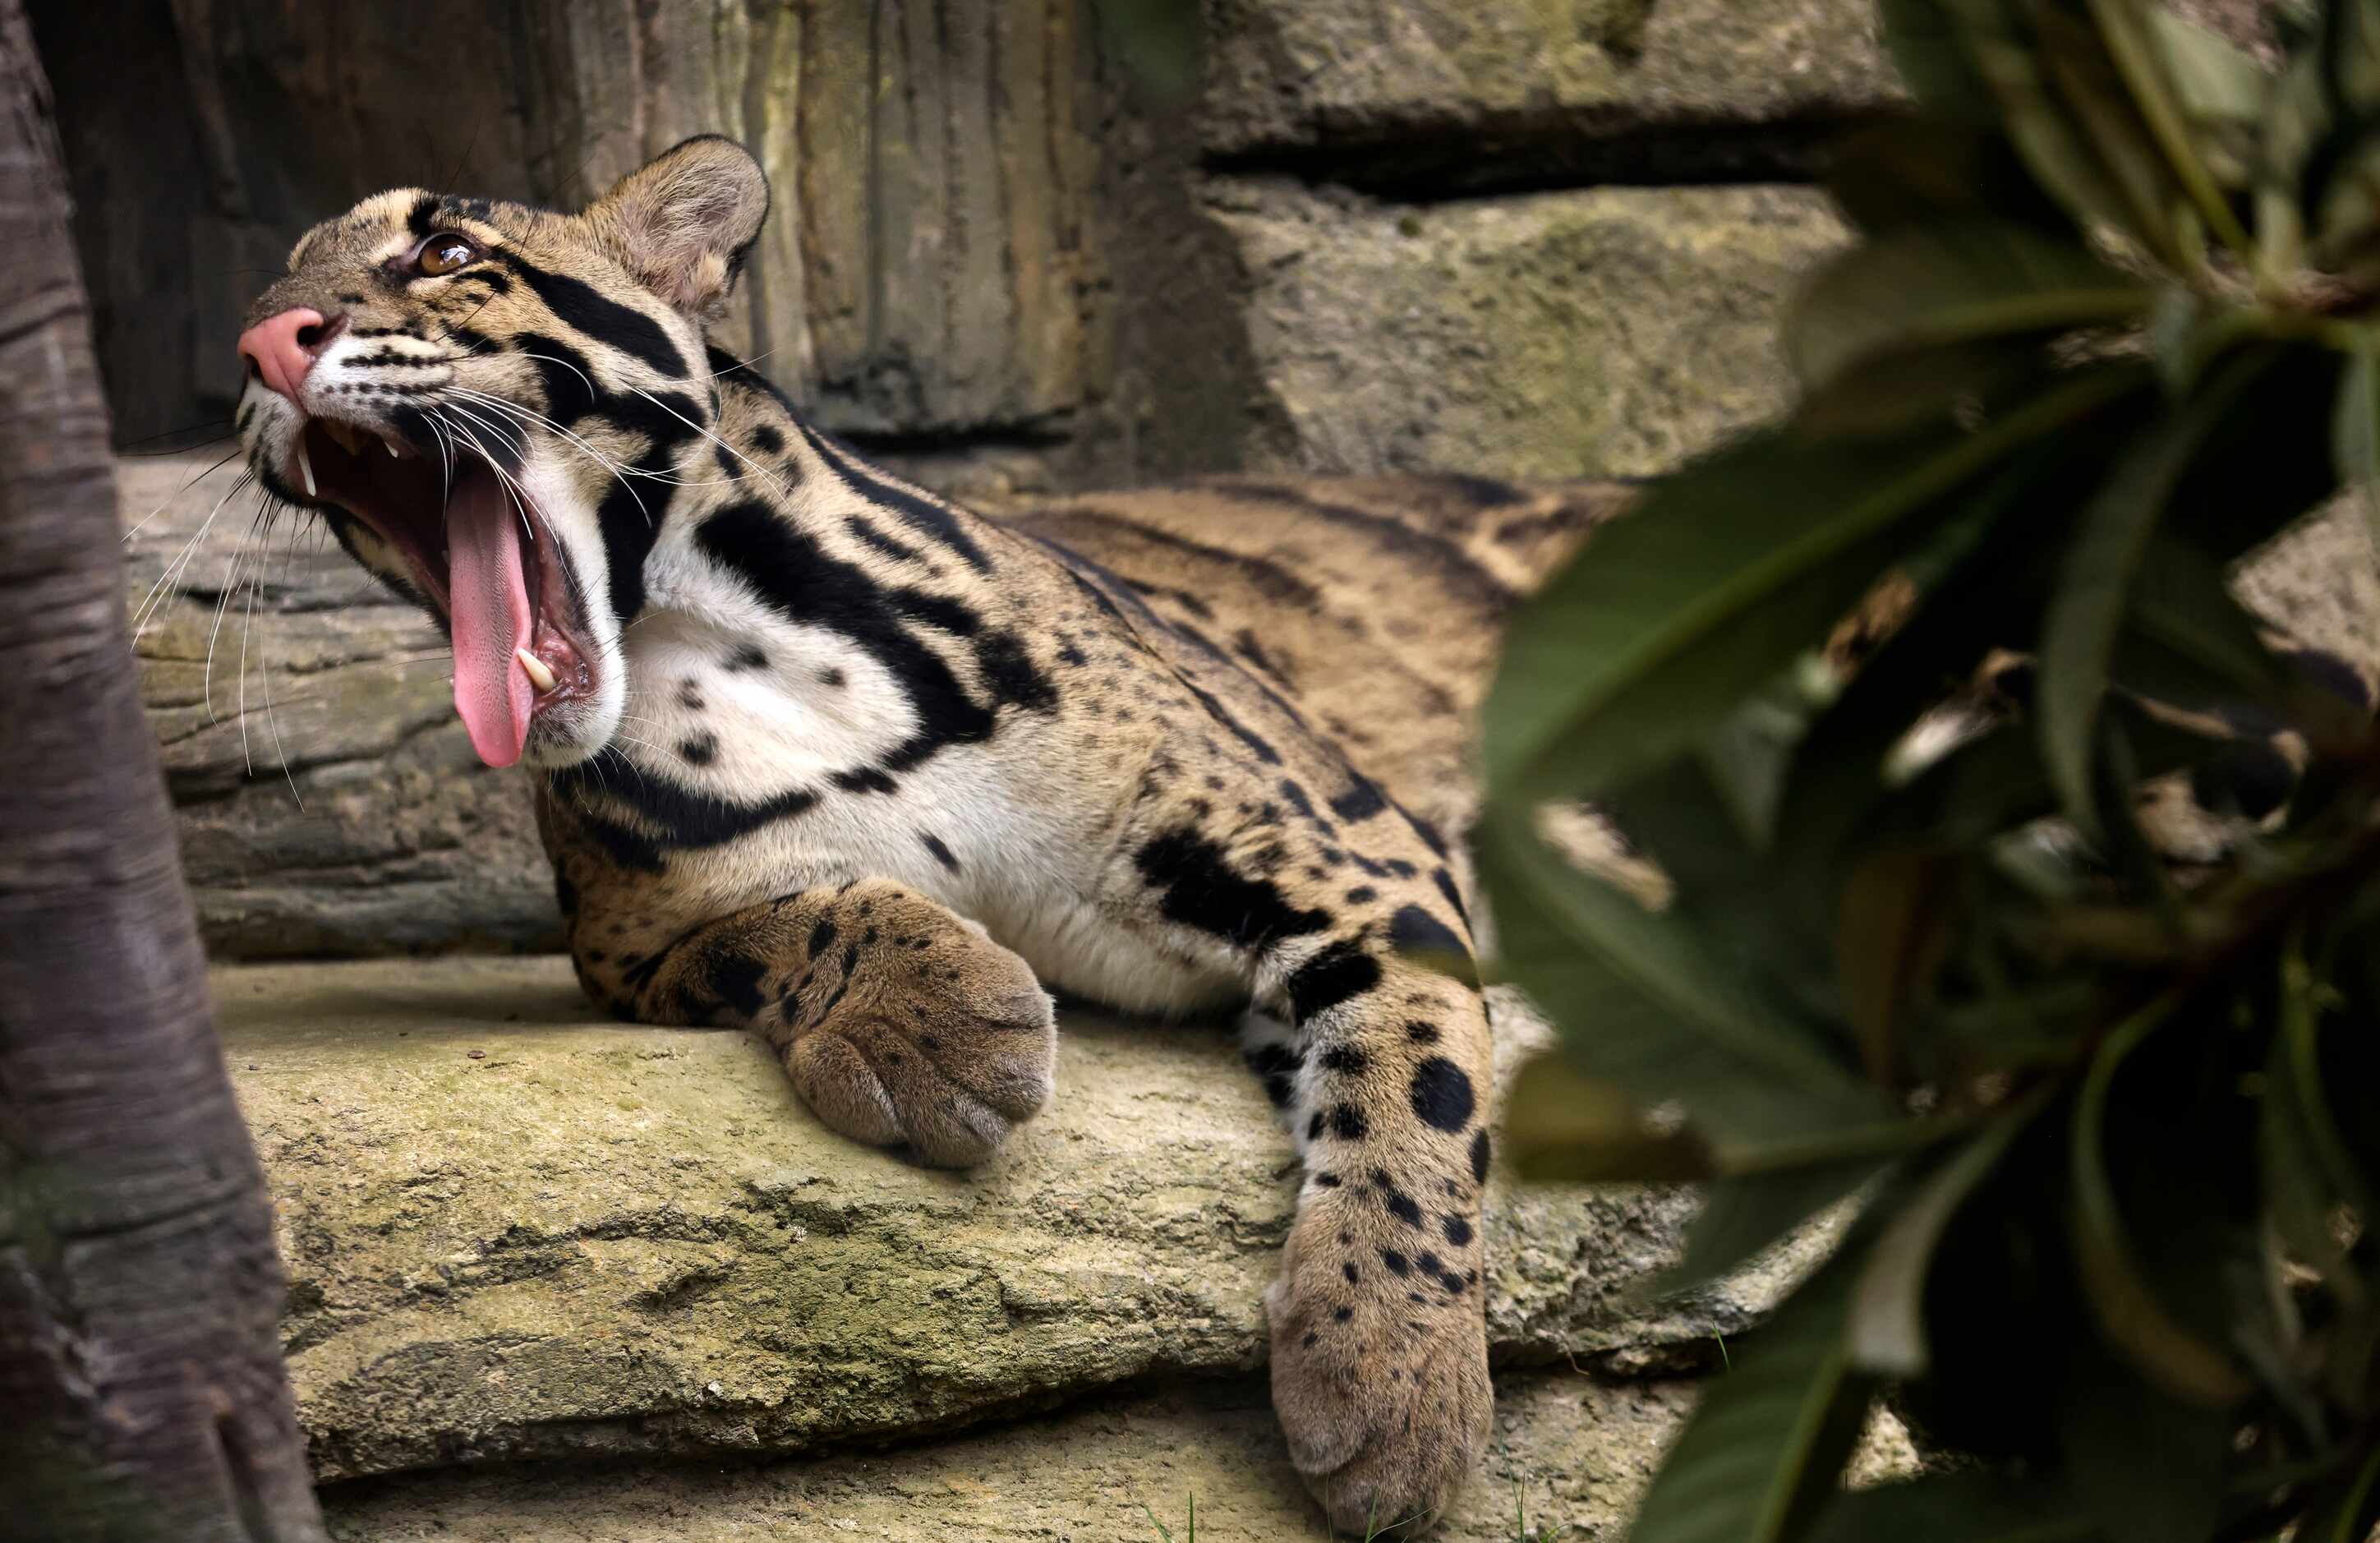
[1481,2,2380,1538]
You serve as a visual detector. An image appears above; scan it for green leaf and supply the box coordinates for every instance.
[1503,1055,1710,1182]
[2069,997,2254,1407]
[1834,851,1960,1080]
[2037,354,2270,831]
[2084,0,2257,252]
[1667,1158,1888,1299]
[2144,9,2271,126]
[2278,923,2374,1230]
[1477,809,1886,1147]
[2298,1440,2380,1543]
[1797,343,2061,439]
[1878,0,2004,119]
[2053,1347,2234,1543]
[1600,757,1844,1028]
[1486,367,2145,804]
[1698,677,1822,852]
[2263,1020,2353,1292]
[1625,1237,1876,1543]
[1785,223,2148,437]
[1823,118,2079,237]
[1937,0,2189,266]
[1764,438,2092,909]
[2136,3,2267,199]
[2161,347,2345,563]
[2113,535,2294,712]
[1802,1472,2106,1543]
[1849,1098,2046,1375]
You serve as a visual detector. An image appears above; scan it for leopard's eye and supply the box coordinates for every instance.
[414,233,478,277]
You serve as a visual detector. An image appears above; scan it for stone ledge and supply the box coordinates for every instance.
[320,1370,1698,1541]
[220,957,1821,1482]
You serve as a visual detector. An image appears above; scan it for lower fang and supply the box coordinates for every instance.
[296,438,317,497]
[517,649,558,693]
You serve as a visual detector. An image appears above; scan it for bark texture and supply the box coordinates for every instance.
[0,4,323,1536]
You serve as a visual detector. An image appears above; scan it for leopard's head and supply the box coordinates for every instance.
[234,136,769,769]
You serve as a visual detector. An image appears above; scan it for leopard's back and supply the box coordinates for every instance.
[1001,473,1630,827]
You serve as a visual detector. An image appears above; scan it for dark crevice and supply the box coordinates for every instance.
[1199,108,1901,203]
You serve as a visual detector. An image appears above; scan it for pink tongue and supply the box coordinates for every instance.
[444,468,536,767]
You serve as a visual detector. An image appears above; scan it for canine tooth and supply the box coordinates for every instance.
[295,437,316,497]
[516,649,558,693]
[384,435,403,458]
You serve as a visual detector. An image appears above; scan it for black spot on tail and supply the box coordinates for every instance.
[1319,1045,1370,1075]
[1286,941,1382,1024]
[1410,1057,1475,1132]
[1389,904,1479,988]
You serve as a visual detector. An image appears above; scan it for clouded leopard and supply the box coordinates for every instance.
[233,134,1618,1533]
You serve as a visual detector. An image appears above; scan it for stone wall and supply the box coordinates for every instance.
[59,0,1894,957]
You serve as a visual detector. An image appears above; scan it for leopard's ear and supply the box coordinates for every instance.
[584,136,769,320]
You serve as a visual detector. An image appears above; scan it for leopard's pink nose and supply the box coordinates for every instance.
[237,308,343,403]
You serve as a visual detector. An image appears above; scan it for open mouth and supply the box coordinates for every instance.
[290,417,595,768]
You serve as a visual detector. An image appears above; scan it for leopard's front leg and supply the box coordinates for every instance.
[1260,941,1495,1536]
[586,878,1057,1168]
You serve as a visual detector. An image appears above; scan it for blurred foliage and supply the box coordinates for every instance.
[1479,2,2380,1538]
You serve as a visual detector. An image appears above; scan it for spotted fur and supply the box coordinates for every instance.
[232,136,1627,1533]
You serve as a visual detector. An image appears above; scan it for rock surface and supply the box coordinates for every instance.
[1208,181,1852,480]
[219,957,1823,1482]
[320,1371,1697,1541]
[317,1373,1914,1541]
[121,455,559,960]
[1201,0,1902,181]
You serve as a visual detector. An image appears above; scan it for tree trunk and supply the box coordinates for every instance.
[0,4,325,1537]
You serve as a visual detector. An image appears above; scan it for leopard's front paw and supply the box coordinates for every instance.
[780,893,1056,1167]
[1267,1199,1492,1536]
